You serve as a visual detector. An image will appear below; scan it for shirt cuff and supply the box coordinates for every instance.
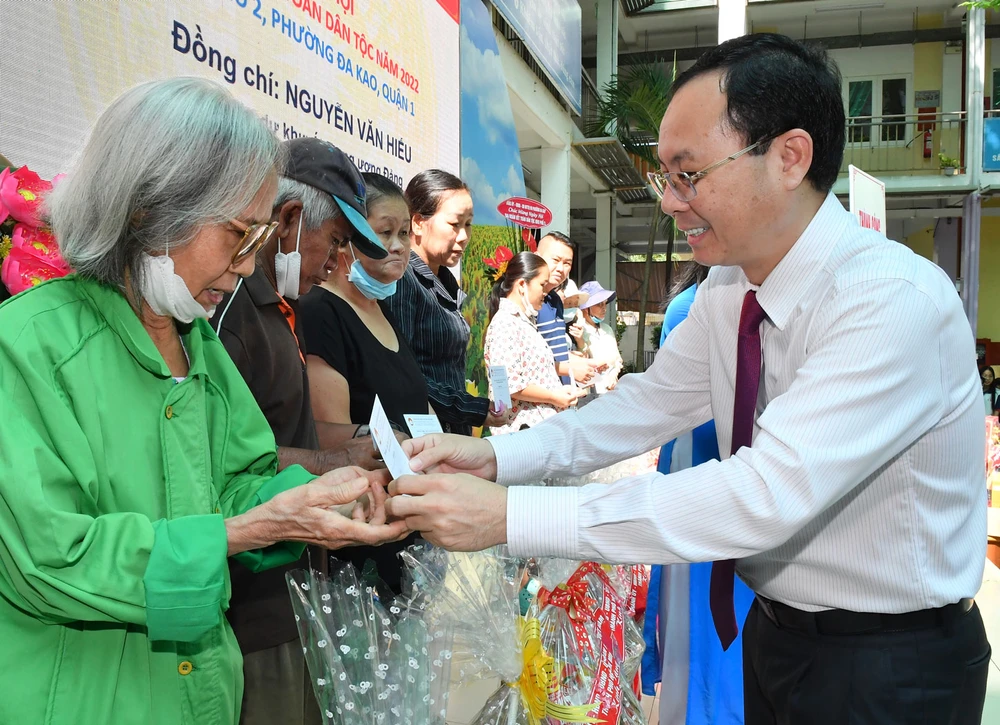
[488,430,548,486]
[144,514,228,642]
[232,465,314,573]
[506,485,578,559]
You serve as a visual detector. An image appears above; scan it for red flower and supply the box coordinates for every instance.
[0,168,10,225]
[522,228,537,252]
[483,245,514,281]
[0,167,53,227]
[1,225,71,295]
[483,245,514,269]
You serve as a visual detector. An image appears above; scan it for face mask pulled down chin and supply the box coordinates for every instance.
[274,214,303,299]
[347,245,397,300]
[139,252,213,324]
[519,287,538,321]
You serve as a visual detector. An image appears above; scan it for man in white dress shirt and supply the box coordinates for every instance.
[386,33,990,724]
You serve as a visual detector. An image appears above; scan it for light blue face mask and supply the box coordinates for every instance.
[592,315,604,324]
[347,244,397,300]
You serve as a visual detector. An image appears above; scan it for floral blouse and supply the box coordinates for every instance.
[484,297,564,435]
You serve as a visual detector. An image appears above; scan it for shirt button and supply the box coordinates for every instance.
[178,661,193,676]
[214,506,220,514]
[165,405,173,420]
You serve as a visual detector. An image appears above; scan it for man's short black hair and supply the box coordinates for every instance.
[539,230,577,256]
[672,33,845,193]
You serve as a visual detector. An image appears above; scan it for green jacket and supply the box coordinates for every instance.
[0,276,315,724]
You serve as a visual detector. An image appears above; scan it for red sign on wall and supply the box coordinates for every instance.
[435,0,459,23]
[496,196,553,229]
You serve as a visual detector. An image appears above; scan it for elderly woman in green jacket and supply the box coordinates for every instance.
[0,78,408,725]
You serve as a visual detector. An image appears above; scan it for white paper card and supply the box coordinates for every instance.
[488,365,512,410]
[369,395,415,480]
[403,413,444,438]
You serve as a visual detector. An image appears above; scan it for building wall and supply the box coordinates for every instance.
[979,218,1000,341]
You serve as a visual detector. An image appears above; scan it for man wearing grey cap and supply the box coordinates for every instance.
[211,137,391,725]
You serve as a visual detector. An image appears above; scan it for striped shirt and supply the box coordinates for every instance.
[491,193,986,613]
[537,292,571,384]
[386,251,489,435]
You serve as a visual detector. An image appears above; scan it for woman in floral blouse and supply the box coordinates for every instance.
[484,251,584,434]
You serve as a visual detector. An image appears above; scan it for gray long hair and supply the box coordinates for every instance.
[272,177,340,232]
[47,77,284,300]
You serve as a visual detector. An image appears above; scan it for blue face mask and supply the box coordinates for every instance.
[347,244,397,300]
[592,315,604,324]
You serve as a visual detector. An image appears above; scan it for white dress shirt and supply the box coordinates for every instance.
[490,193,986,613]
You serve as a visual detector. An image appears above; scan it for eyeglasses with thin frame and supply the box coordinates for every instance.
[229,219,279,267]
[647,137,774,203]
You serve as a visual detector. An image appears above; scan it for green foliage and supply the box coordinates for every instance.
[938,152,961,168]
[462,224,523,396]
[962,0,1000,8]
[650,322,663,351]
[587,60,675,166]
[615,316,626,343]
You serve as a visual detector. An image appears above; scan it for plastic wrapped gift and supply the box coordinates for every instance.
[527,560,648,725]
[286,564,452,725]
[400,545,600,725]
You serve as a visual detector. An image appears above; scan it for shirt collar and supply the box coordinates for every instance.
[498,296,536,325]
[753,193,849,331]
[76,275,210,379]
[243,265,282,307]
[408,250,460,303]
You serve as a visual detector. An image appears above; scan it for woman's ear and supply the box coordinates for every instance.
[410,214,427,240]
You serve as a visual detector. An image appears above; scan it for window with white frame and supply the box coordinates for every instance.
[844,76,909,144]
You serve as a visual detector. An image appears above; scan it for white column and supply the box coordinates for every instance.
[594,192,617,319]
[541,145,571,235]
[717,0,748,44]
[596,0,619,92]
[965,7,986,188]
[595,0,619,319]
[961,192,982,335]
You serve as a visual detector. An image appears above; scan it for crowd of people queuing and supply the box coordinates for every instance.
[0,30,992,725]
[0,76,625,725]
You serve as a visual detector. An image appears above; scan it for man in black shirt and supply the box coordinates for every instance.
[210,138,390,725]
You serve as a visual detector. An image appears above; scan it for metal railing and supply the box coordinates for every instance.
[840,111,966,176]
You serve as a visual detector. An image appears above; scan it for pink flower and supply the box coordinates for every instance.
[11,224,70,273]
[0,167,53,227]
[1,247,68,295]
[0,224,71,296]
[0,168,10,225]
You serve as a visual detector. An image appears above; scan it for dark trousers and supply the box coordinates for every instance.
[743,599,990,725]
[240,640,323,725]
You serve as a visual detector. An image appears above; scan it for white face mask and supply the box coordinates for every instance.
[519,285,538,321]
[139,252,212,324]
[274,211,303,300]
[563,307,579,323]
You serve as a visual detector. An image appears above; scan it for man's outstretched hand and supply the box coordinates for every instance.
[402,434,499,480]
[384,473,507,552]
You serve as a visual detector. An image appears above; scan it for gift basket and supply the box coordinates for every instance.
[399,544,603,725]
[524,559,647,725]
[290,544,650,724]
[286,562,452,725]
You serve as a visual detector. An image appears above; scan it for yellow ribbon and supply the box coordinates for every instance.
[512,617,599,725]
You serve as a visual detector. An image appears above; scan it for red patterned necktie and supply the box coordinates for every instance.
[710,290,767,650]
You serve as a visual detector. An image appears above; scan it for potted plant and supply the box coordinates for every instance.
[589,60,675,371]
[938,152,961,176]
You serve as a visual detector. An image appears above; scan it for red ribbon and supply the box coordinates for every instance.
[539,577,598,661]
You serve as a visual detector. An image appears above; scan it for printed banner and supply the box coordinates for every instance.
[491,0,581,114]
[0,0,460,185]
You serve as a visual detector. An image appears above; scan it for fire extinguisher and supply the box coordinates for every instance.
[924,129,933,159]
